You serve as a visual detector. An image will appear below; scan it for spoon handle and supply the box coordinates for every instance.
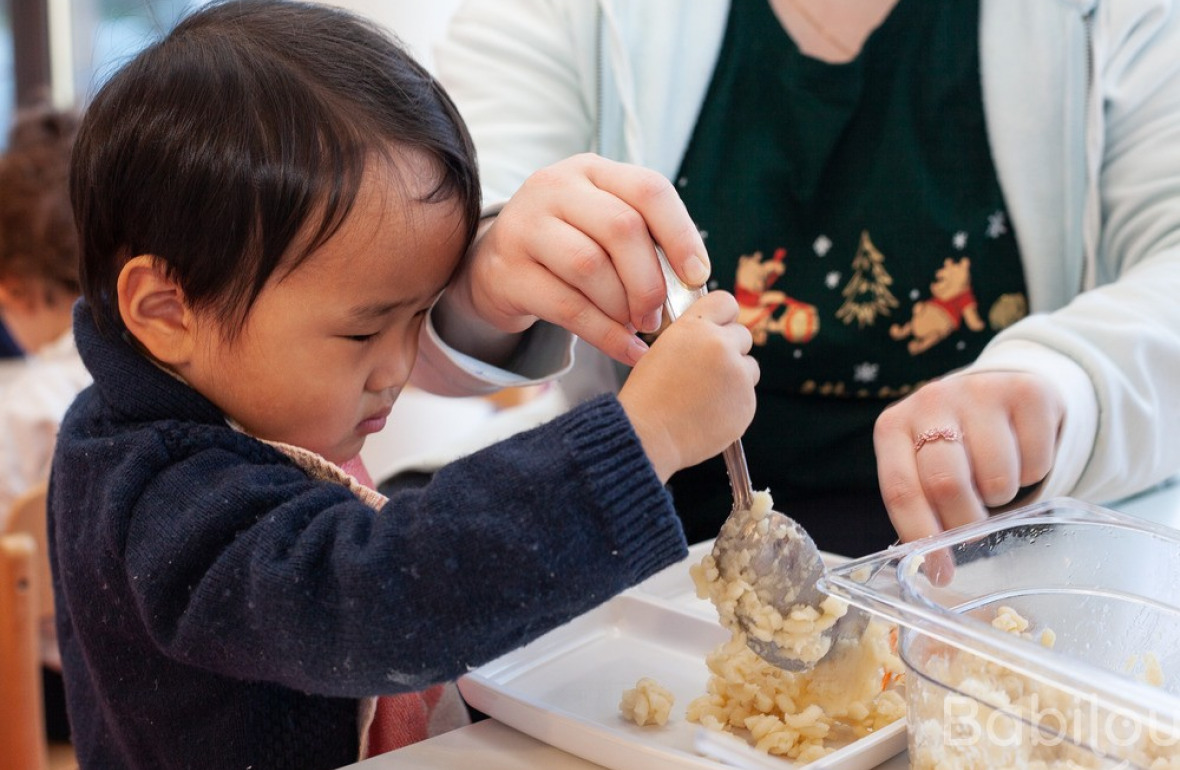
[723,440,755,512]
[656,248,756,511]
[656,246,706,323]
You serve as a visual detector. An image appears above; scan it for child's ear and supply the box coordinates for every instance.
[117,255,196,365]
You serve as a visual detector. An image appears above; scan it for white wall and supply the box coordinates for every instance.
[316,0,463,72]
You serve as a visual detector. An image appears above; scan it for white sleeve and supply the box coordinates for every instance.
[410,309,575,397]
[435,0,601,207]
[992,3,1180,504]
[966,249,1180,506]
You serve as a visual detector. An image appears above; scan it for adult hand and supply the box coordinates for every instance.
[443,153,710,366]
[874,371,1063,542]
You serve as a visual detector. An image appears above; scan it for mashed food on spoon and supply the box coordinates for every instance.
[692,491,849,665]
[687,491,905,761]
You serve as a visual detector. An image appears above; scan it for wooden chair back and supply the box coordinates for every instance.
[5,481,53,623]
[0,533,49,770]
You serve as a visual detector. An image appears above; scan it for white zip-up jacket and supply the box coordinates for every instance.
[437,0,1180,505]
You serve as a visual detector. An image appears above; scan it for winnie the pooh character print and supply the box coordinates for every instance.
[734,248,819,346]
[890,256,985,354]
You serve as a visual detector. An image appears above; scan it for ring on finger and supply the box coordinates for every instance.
[914,427,962,452]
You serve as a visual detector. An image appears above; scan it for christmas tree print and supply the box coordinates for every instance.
[837,230,898,328]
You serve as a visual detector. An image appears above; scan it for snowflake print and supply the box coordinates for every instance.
[853,362,880,383]
[956,340,967,351]
[910,288,921,301]
[813,235,833,257]
[953,231,968,250]
[825,271,841,289]
[677,176,689,188]
[793,349,804,359]
[987,211,1009,239]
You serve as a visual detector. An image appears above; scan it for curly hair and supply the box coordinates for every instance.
[0,105,80,302]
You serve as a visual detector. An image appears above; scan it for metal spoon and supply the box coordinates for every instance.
[657,250,866,671]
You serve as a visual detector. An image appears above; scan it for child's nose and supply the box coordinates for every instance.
[367,358,410,392]
[366,337,416,393]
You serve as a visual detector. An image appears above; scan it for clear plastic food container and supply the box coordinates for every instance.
[819,498,1180,769]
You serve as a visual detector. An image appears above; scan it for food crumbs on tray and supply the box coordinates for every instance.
[619,677,674,727]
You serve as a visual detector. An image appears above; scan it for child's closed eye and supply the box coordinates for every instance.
[341,305,431,342]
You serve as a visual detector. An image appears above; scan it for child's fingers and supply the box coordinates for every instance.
[726,317,756,358]
[678,291,741,326]
[664,294,757,379]
[744,352,761,386]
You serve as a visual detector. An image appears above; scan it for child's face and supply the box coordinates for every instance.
[0,277,75,353]
[182,154,467,465]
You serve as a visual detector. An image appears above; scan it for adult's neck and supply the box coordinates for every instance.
[767,0,902,63]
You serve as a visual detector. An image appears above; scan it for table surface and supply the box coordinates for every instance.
[342,480,1180,770]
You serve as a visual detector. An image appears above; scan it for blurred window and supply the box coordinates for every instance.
[71,0,207,105]
[2,1,209,150]
[0,6,13,148]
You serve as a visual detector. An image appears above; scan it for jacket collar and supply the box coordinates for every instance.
[72,299,227,426]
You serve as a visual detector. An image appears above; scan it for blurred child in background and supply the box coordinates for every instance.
[0,103,86,742]
[0,105,88,516]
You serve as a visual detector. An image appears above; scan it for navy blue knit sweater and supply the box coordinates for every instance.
[49,303,687,769]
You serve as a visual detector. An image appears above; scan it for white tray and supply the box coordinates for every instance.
[458,543,906,769]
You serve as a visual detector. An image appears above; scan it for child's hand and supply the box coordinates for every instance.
[618,292,759,483]
[438,153,711,367]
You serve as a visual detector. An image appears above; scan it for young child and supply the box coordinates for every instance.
[50,2,757,769]
[0,105,89,519]
[0,104,87,745]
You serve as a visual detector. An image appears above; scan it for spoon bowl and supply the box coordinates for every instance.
[658,250,867,670]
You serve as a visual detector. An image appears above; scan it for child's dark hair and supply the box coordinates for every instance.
[0,105,80,300]
[71,0,481,336]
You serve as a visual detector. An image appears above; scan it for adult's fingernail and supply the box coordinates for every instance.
[684,255,710,286]
[640,308,662,334]
[625,336,649,366]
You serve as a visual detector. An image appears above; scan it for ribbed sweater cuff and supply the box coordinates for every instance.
[562,395,688,583]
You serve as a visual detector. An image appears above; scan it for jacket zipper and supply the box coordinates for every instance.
[595,6,604,155]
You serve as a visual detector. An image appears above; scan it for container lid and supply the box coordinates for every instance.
[819,497,1180,738]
